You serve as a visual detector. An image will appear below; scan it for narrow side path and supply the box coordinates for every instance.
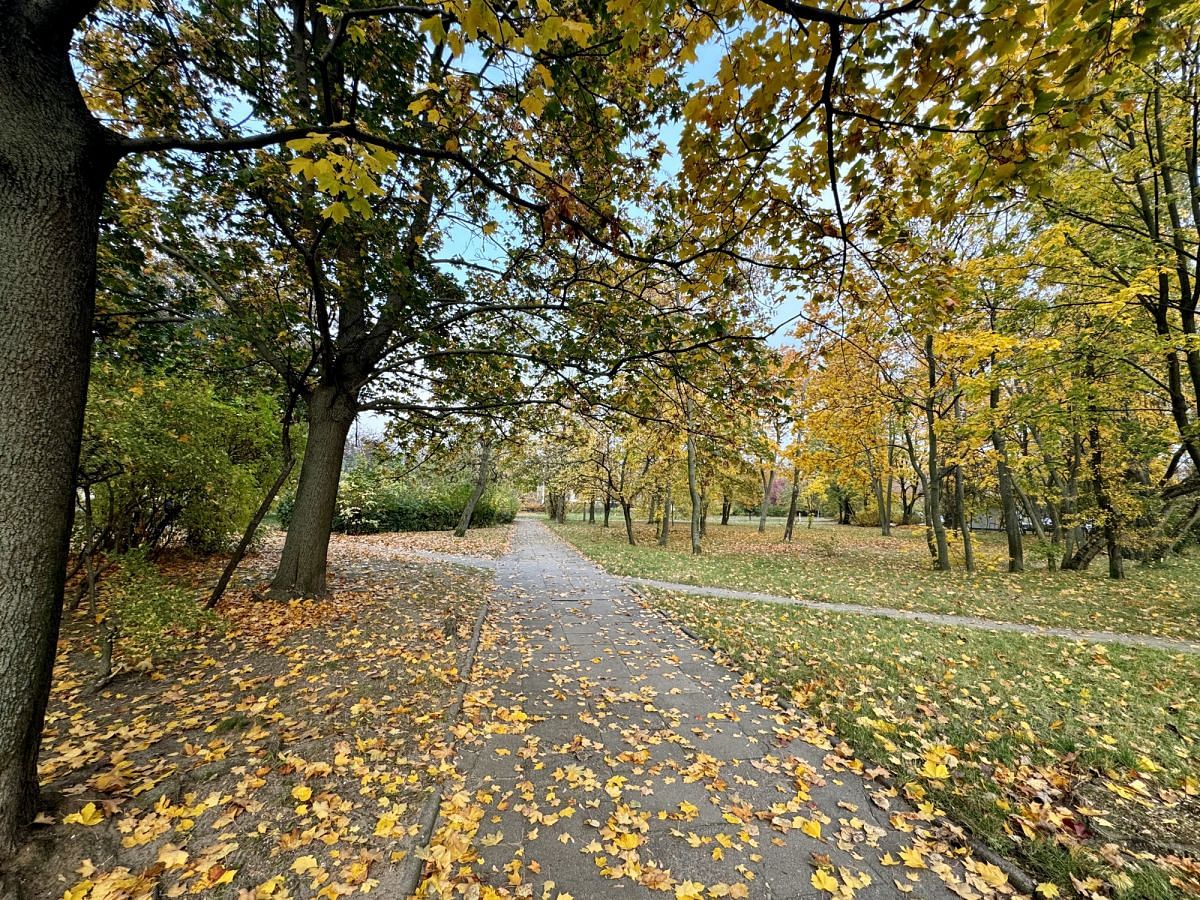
[620,577,1200,656]
[416,519,1025,899]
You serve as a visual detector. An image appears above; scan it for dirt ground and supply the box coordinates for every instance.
[1,533,493,900]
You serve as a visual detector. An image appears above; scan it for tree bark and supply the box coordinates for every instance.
[0,15,113,854]
[720,495,731,525]
[454,437,492,537]
[269,385,356,598]
[588,497,595,524]
[603,495,611,527]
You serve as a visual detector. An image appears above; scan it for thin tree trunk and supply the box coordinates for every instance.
[1086,360,1123,579]
[603,495,611,527]
[0,25,112,852]
[991,387,1024,572]
[955,464,975,573]
[269,385,356,599]
[658,485,672,546]
[883,436,894,536]
[720,495,731,525]
[871,475,888,536]
[646,492,659,525]
[208,393,299,608]
[588,497,595,524]
[686,422,702,555]
[923,336,951,570]
[455,438,492,537]
[82,489,98,620]
[783,467,801,542]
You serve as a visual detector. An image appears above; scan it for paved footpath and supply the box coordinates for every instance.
[395,538,1200,657]
[416,520,1021,899]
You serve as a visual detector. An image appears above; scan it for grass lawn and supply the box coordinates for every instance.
[552,519,1200,643]
[643,586,1200,899]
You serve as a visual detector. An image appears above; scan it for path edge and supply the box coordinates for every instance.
[397,591,490,898]
[628,583,1038,897]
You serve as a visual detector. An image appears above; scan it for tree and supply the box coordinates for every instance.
[0,0,688,853]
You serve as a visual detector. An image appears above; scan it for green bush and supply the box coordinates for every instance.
[104,551,220,664]
[278,469,518,534]
[81,364,287,554]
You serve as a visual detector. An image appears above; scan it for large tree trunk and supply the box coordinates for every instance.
[454,438,492,537]
[269,385,356,598]
[0,20,112,855]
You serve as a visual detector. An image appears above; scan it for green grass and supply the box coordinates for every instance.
[553,520,1200,642]
[643,586,1200,898]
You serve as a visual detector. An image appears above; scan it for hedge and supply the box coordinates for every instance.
[278,472,517,534]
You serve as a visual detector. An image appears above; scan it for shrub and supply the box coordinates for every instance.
[81,364,287,555]
[278,469,518,534]
[103,551,220,665]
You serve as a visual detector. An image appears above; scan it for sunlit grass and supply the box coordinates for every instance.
[644,586,1200,898]
[553,518,1200,642]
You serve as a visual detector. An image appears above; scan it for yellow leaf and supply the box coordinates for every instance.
[811,869,839,893]
[291,855,318,874]
[799,818,821,839]
[291,785,312,802]
[675,881,705,900]
[1036,884,1061,898]
[63,803,103,826]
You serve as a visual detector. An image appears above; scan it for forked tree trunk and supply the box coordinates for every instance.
[0,20,113,855]
[621,500,636,546]
[758,469,775,533]
[269,385,356,598]
[454,438,492,537]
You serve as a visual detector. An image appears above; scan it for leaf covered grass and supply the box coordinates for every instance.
[8,541,489,899]
[553,520,1200,642]
[645,586,1200,898]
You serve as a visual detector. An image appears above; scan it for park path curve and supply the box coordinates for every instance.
[394,532,1200,657]
[415,519,1020,899]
